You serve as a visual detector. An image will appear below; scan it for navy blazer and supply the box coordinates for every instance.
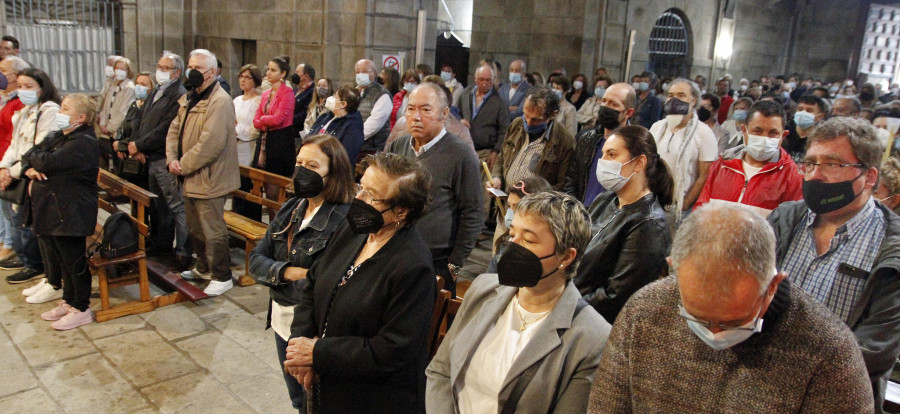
[499,80,531,119]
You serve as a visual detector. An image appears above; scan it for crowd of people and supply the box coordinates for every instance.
[1,32,899,412]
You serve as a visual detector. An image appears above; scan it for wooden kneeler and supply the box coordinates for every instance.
[92,169,157,322]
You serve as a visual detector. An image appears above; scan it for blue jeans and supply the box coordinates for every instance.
[275,333,305,411]
[0,204,13,246]
[0,199,42,271]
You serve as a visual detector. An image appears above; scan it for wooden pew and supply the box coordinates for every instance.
[225,165,292,284]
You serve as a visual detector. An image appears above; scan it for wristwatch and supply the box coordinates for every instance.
[447,263,461,280]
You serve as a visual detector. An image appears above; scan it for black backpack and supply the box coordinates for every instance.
[89,212,139,259]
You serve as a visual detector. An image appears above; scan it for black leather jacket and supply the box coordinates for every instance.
[564,124,605,202]
[574,191,671,323]
[249,198,349,308]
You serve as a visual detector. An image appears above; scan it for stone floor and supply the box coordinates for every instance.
[0,232,494,414]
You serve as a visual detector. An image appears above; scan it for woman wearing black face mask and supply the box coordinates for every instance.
[426,191,611,414]
[248,134,355,411]
[284,152,435,413]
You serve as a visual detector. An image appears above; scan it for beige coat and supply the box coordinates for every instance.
[97,79,135,136]
[165,82,240,199]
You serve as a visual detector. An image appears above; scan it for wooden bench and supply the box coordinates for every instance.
[93,169,208,322]
[224,165,292,283]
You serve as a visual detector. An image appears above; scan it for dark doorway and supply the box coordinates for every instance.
[435,32,469,88]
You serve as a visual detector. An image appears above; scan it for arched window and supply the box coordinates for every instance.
[648,9,692,79]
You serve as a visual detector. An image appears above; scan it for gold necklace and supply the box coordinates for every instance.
[513,293,552,332]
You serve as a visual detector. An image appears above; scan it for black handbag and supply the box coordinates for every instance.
[0,177,28,204]
[119,157,142,176]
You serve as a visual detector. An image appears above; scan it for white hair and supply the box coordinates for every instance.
[4,56,29,73]
[188,49,217,72]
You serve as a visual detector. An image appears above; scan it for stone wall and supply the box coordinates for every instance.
[121,0,186,74]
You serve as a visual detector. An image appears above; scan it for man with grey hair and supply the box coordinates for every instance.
[460,63,510,170]
[386,83,483,297]
[832,96,863,118]
[354,58,391,157]
[129,51,192,270]
[768,116,900,412]
[649,78,718,218]
[166,49,240,296]
[589,203,873,412]
[499,59,530,119]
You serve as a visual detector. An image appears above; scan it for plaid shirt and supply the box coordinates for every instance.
[781,198,885,323]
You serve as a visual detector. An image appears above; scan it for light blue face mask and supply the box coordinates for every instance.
[794,110,816,129]
[504,208,514,228]
[18,89,37,106]
[134,84,148,100]
[732,109,748,122]
[594,86,606,98]
[552,89,563,99]
[509,72,522,84]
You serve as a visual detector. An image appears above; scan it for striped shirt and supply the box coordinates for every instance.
[781,198,885,323]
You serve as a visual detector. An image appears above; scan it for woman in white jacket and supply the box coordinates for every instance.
[0,67,60,285]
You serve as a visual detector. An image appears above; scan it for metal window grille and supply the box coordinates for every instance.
[648,10,690,79]
[5,0,120,93]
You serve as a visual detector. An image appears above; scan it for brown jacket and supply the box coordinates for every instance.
[165,82,240,199]
[491,117,575,191]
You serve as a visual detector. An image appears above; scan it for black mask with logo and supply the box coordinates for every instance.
[346,199,394,234]
[292,165,324,199]
[496,242,558,288]
[802,170,866,215]
[597,106,623,131]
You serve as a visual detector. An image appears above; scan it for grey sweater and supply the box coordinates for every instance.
[589,276,874,413]
[387,133,484,267]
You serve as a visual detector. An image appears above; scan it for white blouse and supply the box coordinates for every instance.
[270,206,319,341]
[234,94,261,142]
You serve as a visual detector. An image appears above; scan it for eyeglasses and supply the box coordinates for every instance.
[677,304,762,332]
[354,184,389,204]
[156,64,175,71]
[798,161,865,176]
[238,75,254,80]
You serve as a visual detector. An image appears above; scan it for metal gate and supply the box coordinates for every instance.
[648,9,691,79]
[5,0,120,93]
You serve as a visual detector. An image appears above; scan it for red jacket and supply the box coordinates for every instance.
[694,147,803,212]
[0,97,24,160]
[390,90,407,130]
[717,94,734,124]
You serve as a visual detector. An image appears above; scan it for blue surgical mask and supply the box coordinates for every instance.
[732,109,748,122]
[509,72,522,84]
[781,91,790,101]
[794,110,816,129]
[594,86,606,98]
[552,89,563,99]
[504,208,514,228]
[356,73,371,88]
[55,113,72,130]
[522,115,548,135]
[680,305,763,350]
[18,89,37,106]
[403,82,416,92]
[134,84,148,100]
[440,71,452,82]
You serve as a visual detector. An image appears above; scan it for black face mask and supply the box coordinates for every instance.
[291,73,302,85]
[496,242,558,288]
[664,98,690,115]
[802,171,865,215]
[184,68,205,89]
[346,199,393,234]
[0,75,8,91]
[597,106,623,131]
[860,91,875,101]
[292,165,324,199]
[697,107,712,122]
[376,77,385,85]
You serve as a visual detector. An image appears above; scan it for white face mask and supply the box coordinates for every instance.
[356,73,371,88]
[156,70,171,85]
[403,82,416,92]
[55,113,72,130]
[324,96,337,112]
[745,133,781,162]
[665,114,685,130]
[104,65,114,78]
[573,80,584,91]
[114,69,127,81]
[595,157,637,193]
[681,305,763,350]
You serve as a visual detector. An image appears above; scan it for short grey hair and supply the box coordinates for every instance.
[188,49,217,71]
[4,56,29,73]
[807,116,884,170]
[671,203,776,295]
[666,78,701,108]
[475,63,495,79]
[161,51,184,76]
[411,82,448,112]
[514,191,591,279]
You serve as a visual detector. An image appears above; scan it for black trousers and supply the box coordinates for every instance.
[37,235,90,311]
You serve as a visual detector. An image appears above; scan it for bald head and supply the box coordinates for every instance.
[475,64,495,94]
[355,59,376,77]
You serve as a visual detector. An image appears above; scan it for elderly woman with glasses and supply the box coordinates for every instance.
[284,152,435,413]
[427,191,611,414]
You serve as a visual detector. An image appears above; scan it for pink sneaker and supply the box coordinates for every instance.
[51,307,94,330]
[40,301,70,321]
